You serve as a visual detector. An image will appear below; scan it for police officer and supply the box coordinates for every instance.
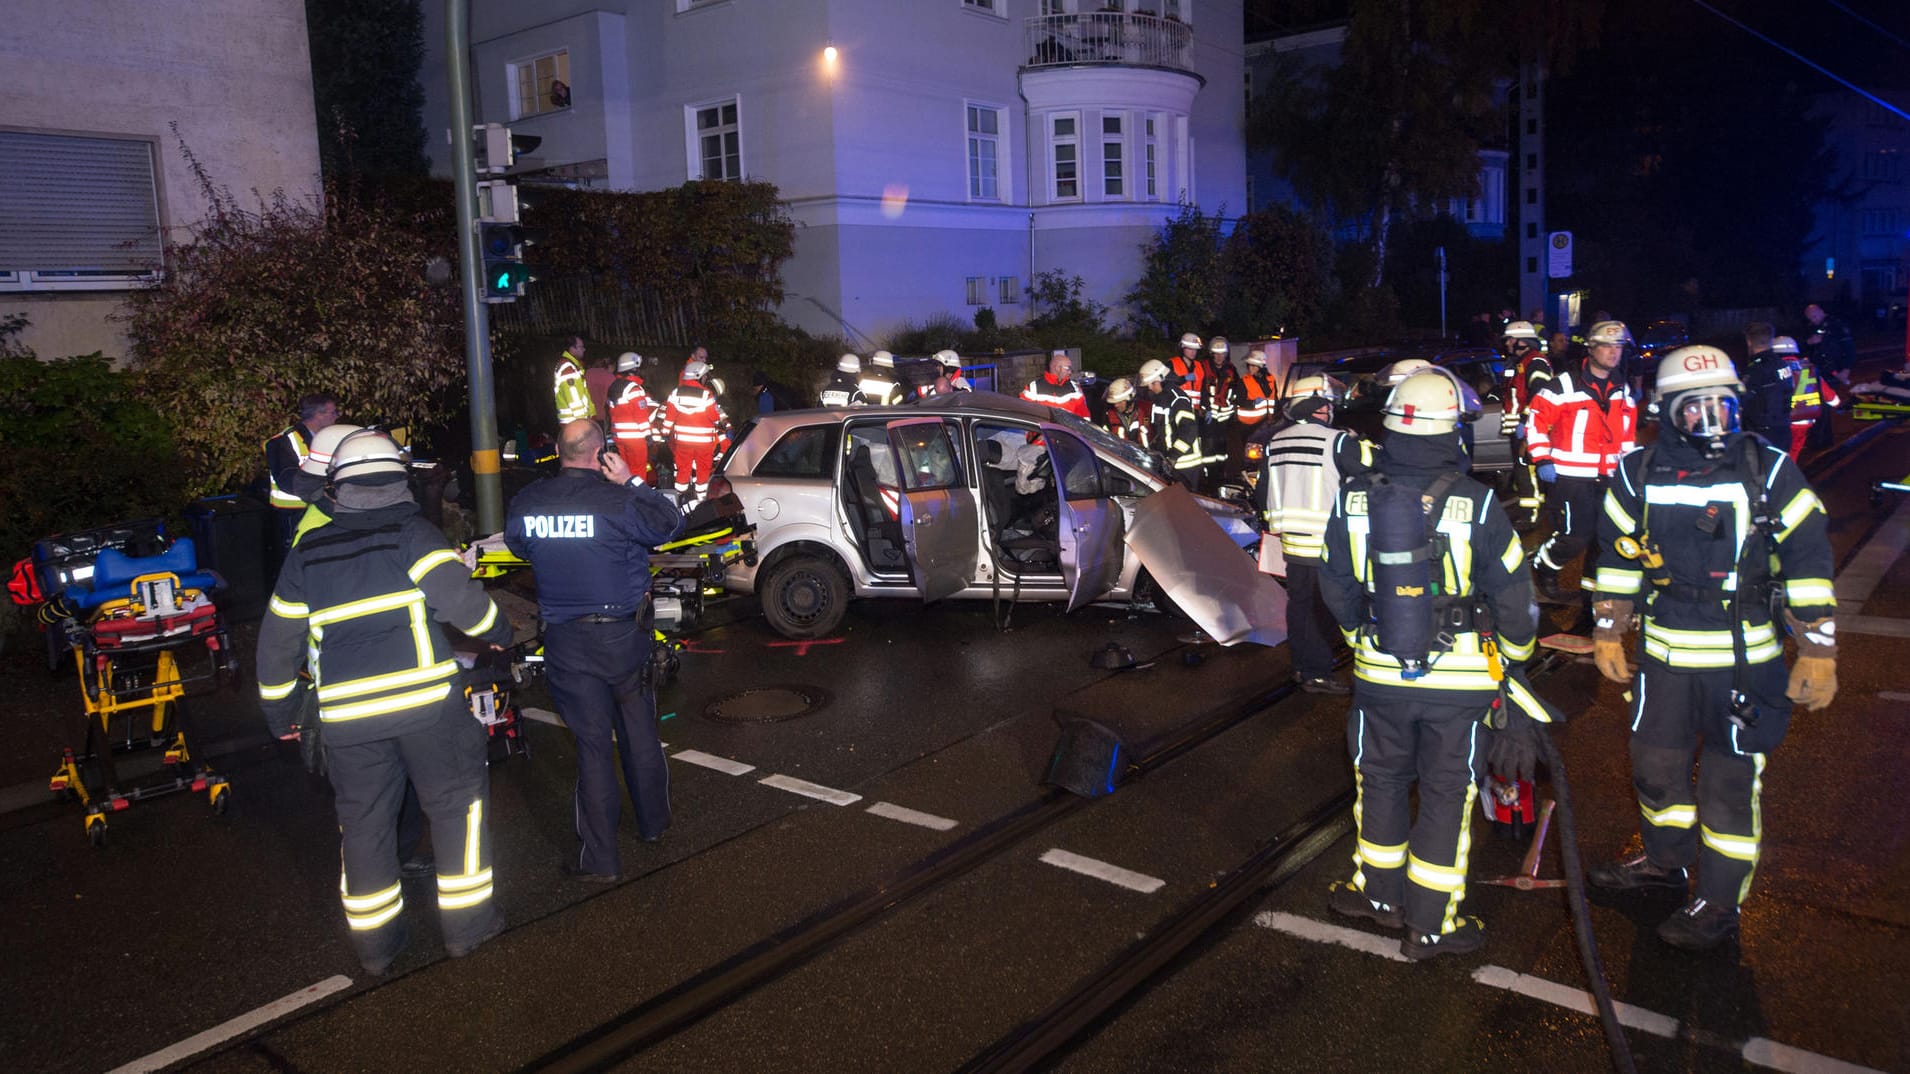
[1738,322,1794,446]
[1777,335,1829,458]
[1588,345,1837,950]
[1261,373,1371,694]
[1139,359,1201,488]
[1317,368,1543,959]
[506,420,686,883]
[264,392,340,554]
[821,354,863,408]
[256,430,512,974]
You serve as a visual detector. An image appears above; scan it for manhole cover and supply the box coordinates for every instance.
[703,685,831,724]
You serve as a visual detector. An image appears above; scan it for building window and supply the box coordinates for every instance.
[1525,187,1537,205]
[1526,256,1538,273]
[966,276,987,305]
[1525,152,1537,172]
[962,0,1003,14]
[1862,208,1901,235]
[1164,0,1185,19]
[1243,70,1252,111]
[998,276,1020,304]
[1052,114,1080,201]
[1040,0,1068,12]
[675,0,727,10]
[510,50,571,119]
[689,98,742,181]
[967,104,1003,201]
[1862,150,1902,182]
[1144,115,1159,200]
[1245,177,1255,214]
[1527,222,1538,239]
[0,130,162,291]
[1102,115,1125,199]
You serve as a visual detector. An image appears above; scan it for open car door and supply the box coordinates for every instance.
[1126,483,1288,647]
[886,418,979,603]
[1040,425,1124,611]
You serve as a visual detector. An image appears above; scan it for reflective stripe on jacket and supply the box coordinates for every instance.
[1524,370,1636,479]
[663,384,727,445]
[554,353,593,422]
[1263,422,1373,560]
[264,425,311,510]
[607,375,653,442]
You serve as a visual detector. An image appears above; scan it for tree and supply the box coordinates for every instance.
[1124,204,1225,341]
[126,147,468,497]
[305,0,429,180]
[1220,206,1338,338]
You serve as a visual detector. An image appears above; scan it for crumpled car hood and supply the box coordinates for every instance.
[1126,484,1288,648]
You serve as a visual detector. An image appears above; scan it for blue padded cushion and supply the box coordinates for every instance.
[64,538,219,610]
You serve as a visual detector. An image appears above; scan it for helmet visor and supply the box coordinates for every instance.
[1673,391,1739,438]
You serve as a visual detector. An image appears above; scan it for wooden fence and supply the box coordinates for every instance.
[488,275,698,347]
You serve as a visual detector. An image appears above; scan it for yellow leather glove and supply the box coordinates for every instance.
[1786,655,1837,711]
[1592,599,1634,684]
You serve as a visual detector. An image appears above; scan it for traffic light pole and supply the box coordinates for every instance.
[447,0,504,534]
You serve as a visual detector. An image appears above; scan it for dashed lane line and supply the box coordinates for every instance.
[671,750,757,777]
[758,774,862,806]
[1254,912,1885,1074]
[1038,848,1166,894]
[105,975,354,1074]
[865,801,960,831]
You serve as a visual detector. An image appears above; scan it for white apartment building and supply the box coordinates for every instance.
[423,0,1246,344]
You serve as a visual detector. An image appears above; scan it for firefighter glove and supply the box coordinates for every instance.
[1785,612,1837,658]
[1786,655,1837,712]
[1592,599,1633,644]
[1593,638,1632,684]
[1487,709,1543,784]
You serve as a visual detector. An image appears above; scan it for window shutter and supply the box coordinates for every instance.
[0,132,162,272]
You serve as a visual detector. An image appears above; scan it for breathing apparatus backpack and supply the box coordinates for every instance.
[1365,471,1469,679]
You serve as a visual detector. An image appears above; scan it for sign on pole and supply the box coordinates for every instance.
[1547,231,1573,279]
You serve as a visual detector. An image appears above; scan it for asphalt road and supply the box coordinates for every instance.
[1,385,1905,1074]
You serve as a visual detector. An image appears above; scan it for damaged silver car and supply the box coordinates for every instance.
[715,394,1285,644]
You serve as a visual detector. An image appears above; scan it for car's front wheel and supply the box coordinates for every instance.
[760,553,850,639]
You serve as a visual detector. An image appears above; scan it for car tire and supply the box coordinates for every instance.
[1132,568,1191,625]
[760,554,849,639]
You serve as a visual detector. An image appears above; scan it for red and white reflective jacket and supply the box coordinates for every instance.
[1524,369,1636,479]
[607,373,653,444]
[662,381,728,448]
[1021,372,1089,418]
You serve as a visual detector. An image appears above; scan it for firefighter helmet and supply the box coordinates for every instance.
[1657,345,1741,447]
[1208,335,1230,356]
[1179,332,1202,351]
[837,353,861,373]
[1284,373,1345,419]
[1375,358,1433,390]
[302,423,365,477]
[682,359,708,381]
[871,350,895,368]
[1105,377,1136,404]
[1246,349,1267,368]
[328,429,408,482]
[616,351,643,373]
[1138,359,1171,386]
[1383,368,1477,435]
[1655,345,1740,397]
[1586,321,1632,346]
[933,349,961,370]
[1771,335,1800,357]
[1503,320,1541,341]
[710,376,727,397]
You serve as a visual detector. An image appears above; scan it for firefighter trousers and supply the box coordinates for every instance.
[1282,560,1340,681]
[1628,658,1790,907]
[1345,695,1485,935]
[544,614,672,877]
[1535,475,1604,592]
[326,698,499,970]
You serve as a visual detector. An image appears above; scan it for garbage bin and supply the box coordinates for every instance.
[185,495,270,622]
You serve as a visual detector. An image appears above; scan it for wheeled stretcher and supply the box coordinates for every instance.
[42,535,236,845]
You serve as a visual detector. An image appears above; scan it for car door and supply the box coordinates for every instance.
[885,417,979,602]
[1040,424,1125,611]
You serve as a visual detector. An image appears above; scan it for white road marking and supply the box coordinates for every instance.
[866,801,959,830]
[1471,965,1679,1038]
[1253,910,1410,963]
[671,750,756,776]
[1835,614,1910,639]
[1879,691,1910,702]
[1834,498,1910,610]
[105,975,353,1074]
[519,706,565,727]
[1741,1037,1887,1074]
[758,774,862,806]
[1038,848,1166,894]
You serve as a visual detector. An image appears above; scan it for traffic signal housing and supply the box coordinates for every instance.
[481,223,532,301]
[472,123,542,304]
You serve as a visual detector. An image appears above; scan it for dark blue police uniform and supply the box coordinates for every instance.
[506,469,685,877]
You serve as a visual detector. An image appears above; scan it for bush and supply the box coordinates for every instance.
[1221,206,1338,339]
[884,312,973,357]
[1124,204,1225,344]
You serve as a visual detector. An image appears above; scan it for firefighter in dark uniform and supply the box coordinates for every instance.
[506,420,685,882]
[1317,368,1545,959]
[820,354,863,408]
[256,430,513,975]
[1588,345,1837,950]
[1139,359,1202,489]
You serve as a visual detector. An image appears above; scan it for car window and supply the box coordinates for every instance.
[846,424,899,485]
[1047,431,1102,499]
[887,421,964,492]
[752,425,841,478]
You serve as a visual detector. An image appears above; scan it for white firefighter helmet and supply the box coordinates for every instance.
[1503,320,1541,341]
[837,353,861,374]
[1246,349,1267,368]
[616,351,643,373]
[1104,377,1136,404]
[328,428,408,482]
[1208,335,1230,356]
[1771,335,1801,357]
[709,376,727,397]
[1655,345,1741,398]
[1586,320,1632,346]
[1138,358,1171,386]
[933,349,962,369]
[1656,344,1742,443]
[1382,368,1477,436]
[1375,357,1434,390]
[871,349,895,368]
[302,423,365,478]
[682,358,708,381]
[1284,373,1345,418]
[1178,332,1202,351]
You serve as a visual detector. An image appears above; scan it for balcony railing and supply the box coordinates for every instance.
[1023,12,1195,75]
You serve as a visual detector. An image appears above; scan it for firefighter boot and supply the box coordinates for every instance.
[1657,898,1740,951]
[1401,916,1486,961]
[1532,562,1573,606]
[1588,852,1689,892]
[1327,880,1402,929]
